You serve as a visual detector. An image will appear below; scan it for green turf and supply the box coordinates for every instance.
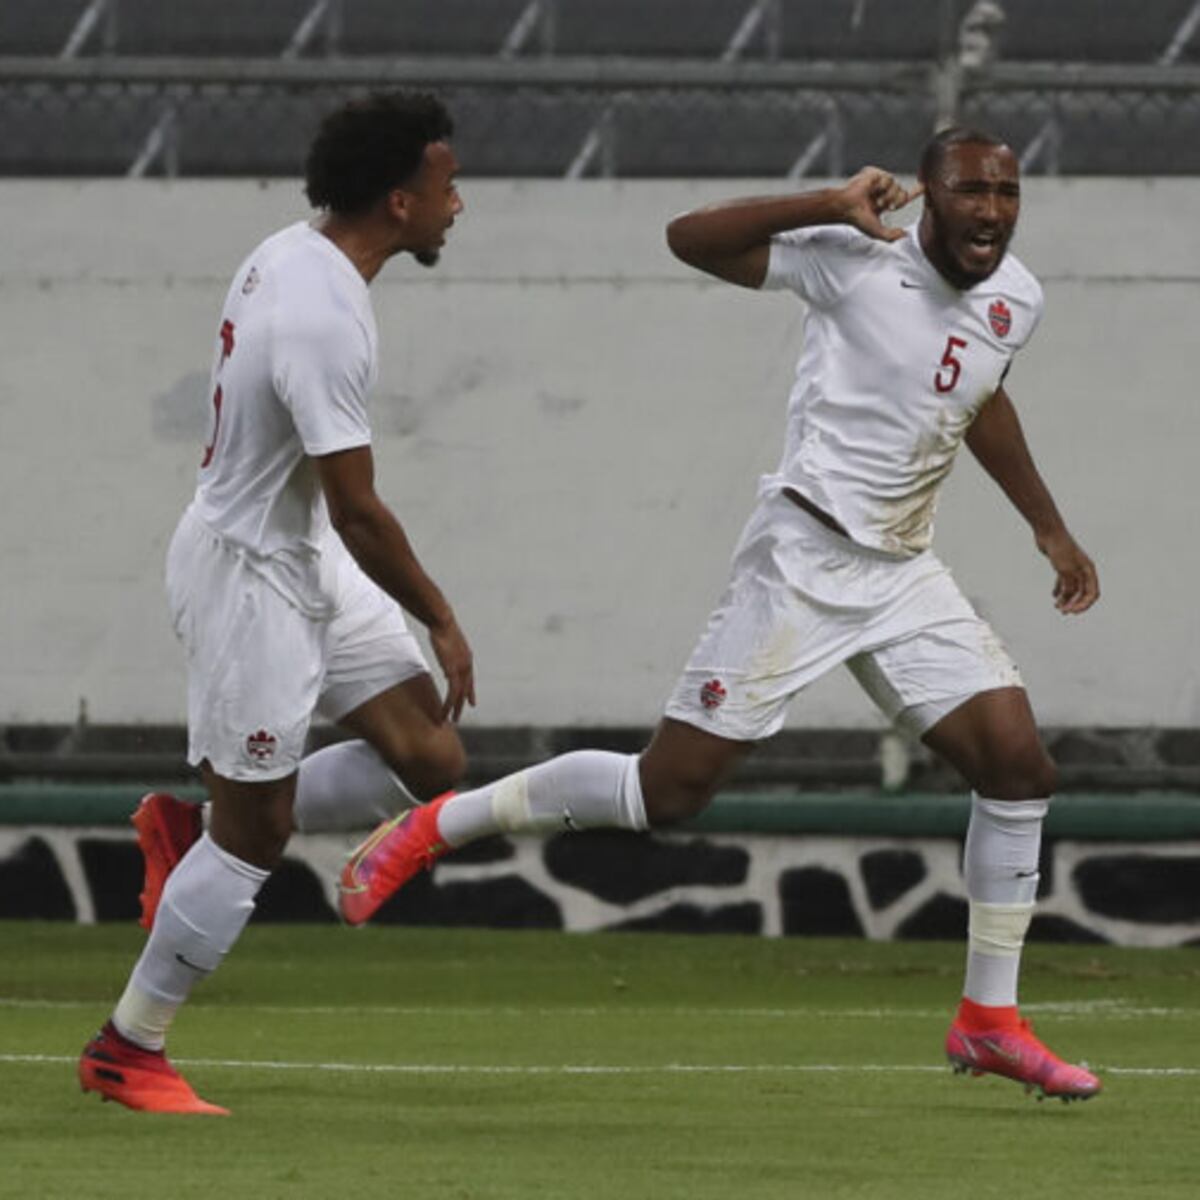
[3,923,1199,1199]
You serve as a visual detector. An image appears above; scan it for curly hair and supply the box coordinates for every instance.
[304,91,455,215]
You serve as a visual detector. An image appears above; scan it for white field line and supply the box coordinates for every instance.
[1,1053,1195,1078]
[1,997,1197,1022]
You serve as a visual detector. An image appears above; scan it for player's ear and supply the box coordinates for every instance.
[384,187,411,225]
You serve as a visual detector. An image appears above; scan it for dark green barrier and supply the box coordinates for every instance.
[3,783,1200,840]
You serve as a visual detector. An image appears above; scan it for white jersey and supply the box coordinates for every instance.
[190,221,377,615]
[761,222,1043,557]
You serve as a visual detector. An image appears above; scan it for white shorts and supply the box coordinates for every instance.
[664,490,1022,741]
[166,509,429,782]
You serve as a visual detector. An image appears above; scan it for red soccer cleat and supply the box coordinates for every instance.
[132,792,202,932]
[79,1022,229,1116]
[338,794,453,926]
[946,1006,1101,1102]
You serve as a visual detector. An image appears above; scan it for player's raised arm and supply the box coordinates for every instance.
[665,167,922,288]
[965,386,1099,614]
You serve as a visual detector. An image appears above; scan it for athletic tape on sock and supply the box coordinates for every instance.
[968,900,1035,957]
[112,987,179,1052]
[491,772,532,833]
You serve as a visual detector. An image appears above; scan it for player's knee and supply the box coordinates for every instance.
[976,748,1057,800]
[214,809,291,870]
[386,732,466,800]
[638,728,744,826]
[206,775,294,869]
[427,736,467,793]
[1027,754,1058,798]
[260,819,292,865]
[642,774,718,826]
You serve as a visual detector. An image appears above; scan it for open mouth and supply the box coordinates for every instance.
[959,228,1005,271]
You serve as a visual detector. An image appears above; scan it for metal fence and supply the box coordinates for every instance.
[3,0,1200,177]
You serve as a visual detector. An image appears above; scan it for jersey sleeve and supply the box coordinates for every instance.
[761,224,874,309]
[1014,276,1045,351]
[999,269,1046,386]
[271,309,373,457]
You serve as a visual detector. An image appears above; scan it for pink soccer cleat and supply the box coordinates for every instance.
[946,1011,1101,1102]
[337,794,453,926]
[131,793,203,932]
[79,1021,229,1116]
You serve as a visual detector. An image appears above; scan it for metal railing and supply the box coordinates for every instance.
[4,0,1200,177]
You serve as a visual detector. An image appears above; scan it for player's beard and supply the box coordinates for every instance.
[927,202,1008,288]
[415,248,440,268]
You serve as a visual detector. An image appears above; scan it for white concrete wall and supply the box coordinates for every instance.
[1,179,1197,728]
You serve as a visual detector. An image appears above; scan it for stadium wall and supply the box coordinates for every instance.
[7,786,1200,945]
[1,179,1196,729]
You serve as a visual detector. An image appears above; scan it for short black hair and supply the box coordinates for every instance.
[918,126,1008,183]
[304,91,454,215]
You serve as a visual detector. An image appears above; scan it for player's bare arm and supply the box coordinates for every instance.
[317,445,476,719]
[965,386,1099,615]
[665,167,922,289]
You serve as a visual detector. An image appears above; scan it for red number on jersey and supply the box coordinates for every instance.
[201,320,236,468]
[935,335,968,393]
[200,385,223,468]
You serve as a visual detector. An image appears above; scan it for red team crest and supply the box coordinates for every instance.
[246,729,277,761]
[988,299,1012,338]
[700,678,727,710]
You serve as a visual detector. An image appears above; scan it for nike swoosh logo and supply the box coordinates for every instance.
[981,1038,1023,1065]
[899,280,924,289]
[175,952,208,973]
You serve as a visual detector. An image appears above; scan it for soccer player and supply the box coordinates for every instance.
[78,92,474,1115]
[340,127,1102,1102]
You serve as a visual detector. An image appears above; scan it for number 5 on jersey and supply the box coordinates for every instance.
[201,320,236,468]
[934,335,967,394]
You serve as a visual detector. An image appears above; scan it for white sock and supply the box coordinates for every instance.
[292,740,419,833]
[961,793,1049,1008]
[436,751,648,847]
[112,833,268,1050]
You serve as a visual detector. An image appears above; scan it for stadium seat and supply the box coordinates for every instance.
[0,0,94,56]
[340,0,532,57]
[998,0,1199,64]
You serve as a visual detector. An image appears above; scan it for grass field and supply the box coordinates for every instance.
[3,922,1198,1199]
